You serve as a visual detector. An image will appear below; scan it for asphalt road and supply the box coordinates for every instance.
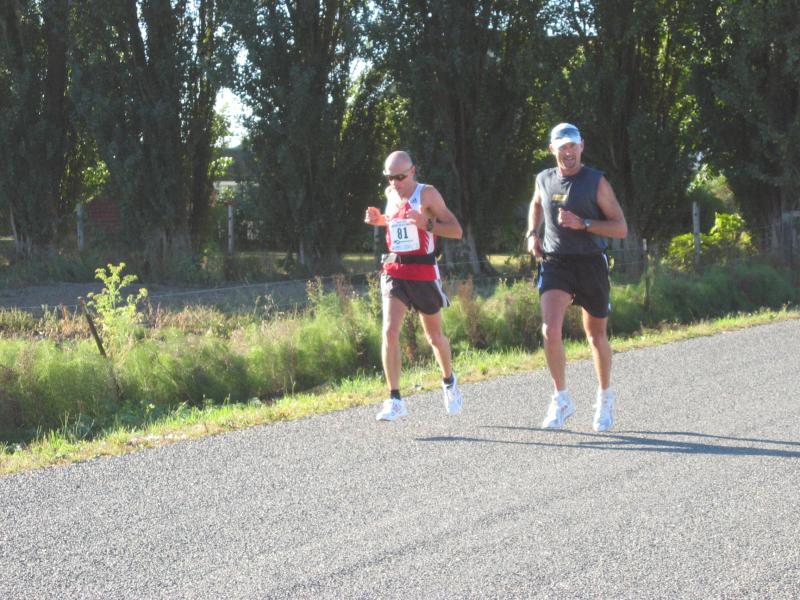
[2,320,799,599]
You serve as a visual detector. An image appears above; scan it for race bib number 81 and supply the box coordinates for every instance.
[388,218,420,252]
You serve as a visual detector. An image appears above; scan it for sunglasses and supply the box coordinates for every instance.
[384,165,414,182]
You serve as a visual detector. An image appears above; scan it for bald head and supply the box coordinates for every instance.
[384,151,414,174]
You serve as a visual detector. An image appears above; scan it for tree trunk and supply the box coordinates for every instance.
[609,228,643,279]
[144,225,192,274]
[442,222,483,275]
[9,206,24,259]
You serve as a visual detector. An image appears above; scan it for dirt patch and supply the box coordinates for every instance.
[0,280,316,315]
[0,282,190,313]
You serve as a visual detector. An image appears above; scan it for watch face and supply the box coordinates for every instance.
[583,219,591,229]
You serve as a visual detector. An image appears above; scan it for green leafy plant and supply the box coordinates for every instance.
[706,212,757,259]
[86,263,148,346]
[663,212,756,271]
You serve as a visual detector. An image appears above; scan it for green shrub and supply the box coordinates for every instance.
[731,263,796,309]
[0,310,38,338]
[1,257,795,442]
[86,262,148,348]
[0,340,24,374]
[0,307,87,342]
[295,277,382,384]
[148,305,244,337]
[243,285,383,398]
[706,213,757,261]
[346,295,382,371]
[649,262,795,323]
[662,232,709,272]
[663,212,756,271]
[293,311,359,388]
[0,341,25,434]
[650,269,718,322]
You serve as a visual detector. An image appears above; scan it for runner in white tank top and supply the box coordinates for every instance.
[364,151,465,422]
[383,182,439,281]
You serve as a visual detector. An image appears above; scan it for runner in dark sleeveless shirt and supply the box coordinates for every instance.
[526,123,628,432]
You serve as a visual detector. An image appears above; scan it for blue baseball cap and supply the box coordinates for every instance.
[550,123,582,148]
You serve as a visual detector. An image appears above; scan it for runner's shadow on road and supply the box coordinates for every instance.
[627,430,800,448]
[416,427,800,459]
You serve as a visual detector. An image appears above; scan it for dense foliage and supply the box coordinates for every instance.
[1,0,798,276]
[1,260,796,442]
[692,0,800,244]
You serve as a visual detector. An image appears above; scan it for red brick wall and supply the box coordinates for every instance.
[85,197,121,234]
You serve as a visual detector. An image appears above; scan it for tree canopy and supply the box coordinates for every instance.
[0,0,70,257]
[0,0,795,276]
[228,0,369,272]
[69,0,231,271]
[370,0,549,273]
[693,0,800,244]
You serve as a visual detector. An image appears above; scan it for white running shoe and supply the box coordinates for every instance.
[541,391,575,429]
[375,398,408,422]
[593,389,616,432]
[442,374,463,415]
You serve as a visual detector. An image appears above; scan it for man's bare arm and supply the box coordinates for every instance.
[558,177,627,239]
[592,177,627,239]
[527,185,544,257]
[416,186,463,239]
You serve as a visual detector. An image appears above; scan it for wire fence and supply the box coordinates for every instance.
[0,259,531,317]
[1,220,797,318]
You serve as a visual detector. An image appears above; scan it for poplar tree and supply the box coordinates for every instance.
[372,0,548,274]
[228,0,368,272]
[69,0,231,269]
[544,0,698,267]
[0,0,70,258]
[692,0,800,246]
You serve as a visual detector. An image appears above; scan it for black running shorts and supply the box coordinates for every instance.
[536,253,611,318]
[381,274,450,315]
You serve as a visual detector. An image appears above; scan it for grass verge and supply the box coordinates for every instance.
[1,307,797,476]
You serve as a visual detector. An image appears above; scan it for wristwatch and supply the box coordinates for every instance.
[425,218,435,232]
[582,218,592,231]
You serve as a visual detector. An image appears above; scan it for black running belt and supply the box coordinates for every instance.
[542,251,604,262]
[382,253,436,265]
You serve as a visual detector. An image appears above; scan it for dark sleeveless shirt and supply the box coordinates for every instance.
[536,165,607,255]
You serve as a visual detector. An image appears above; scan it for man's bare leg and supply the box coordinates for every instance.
[419,307,462,415]
[382,296,408,391]
[582,309,611,391]
[540,289,573,392]
[418,309,452,379]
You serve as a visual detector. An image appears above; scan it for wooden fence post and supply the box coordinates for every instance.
[77,204,85,252]
[79,298,106,358]
[227,202,235,255]
[692,201,701,270]
[643,238,650,311]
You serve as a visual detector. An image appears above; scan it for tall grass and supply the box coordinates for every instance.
[0,339,117,437]
[0,262,797,444]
